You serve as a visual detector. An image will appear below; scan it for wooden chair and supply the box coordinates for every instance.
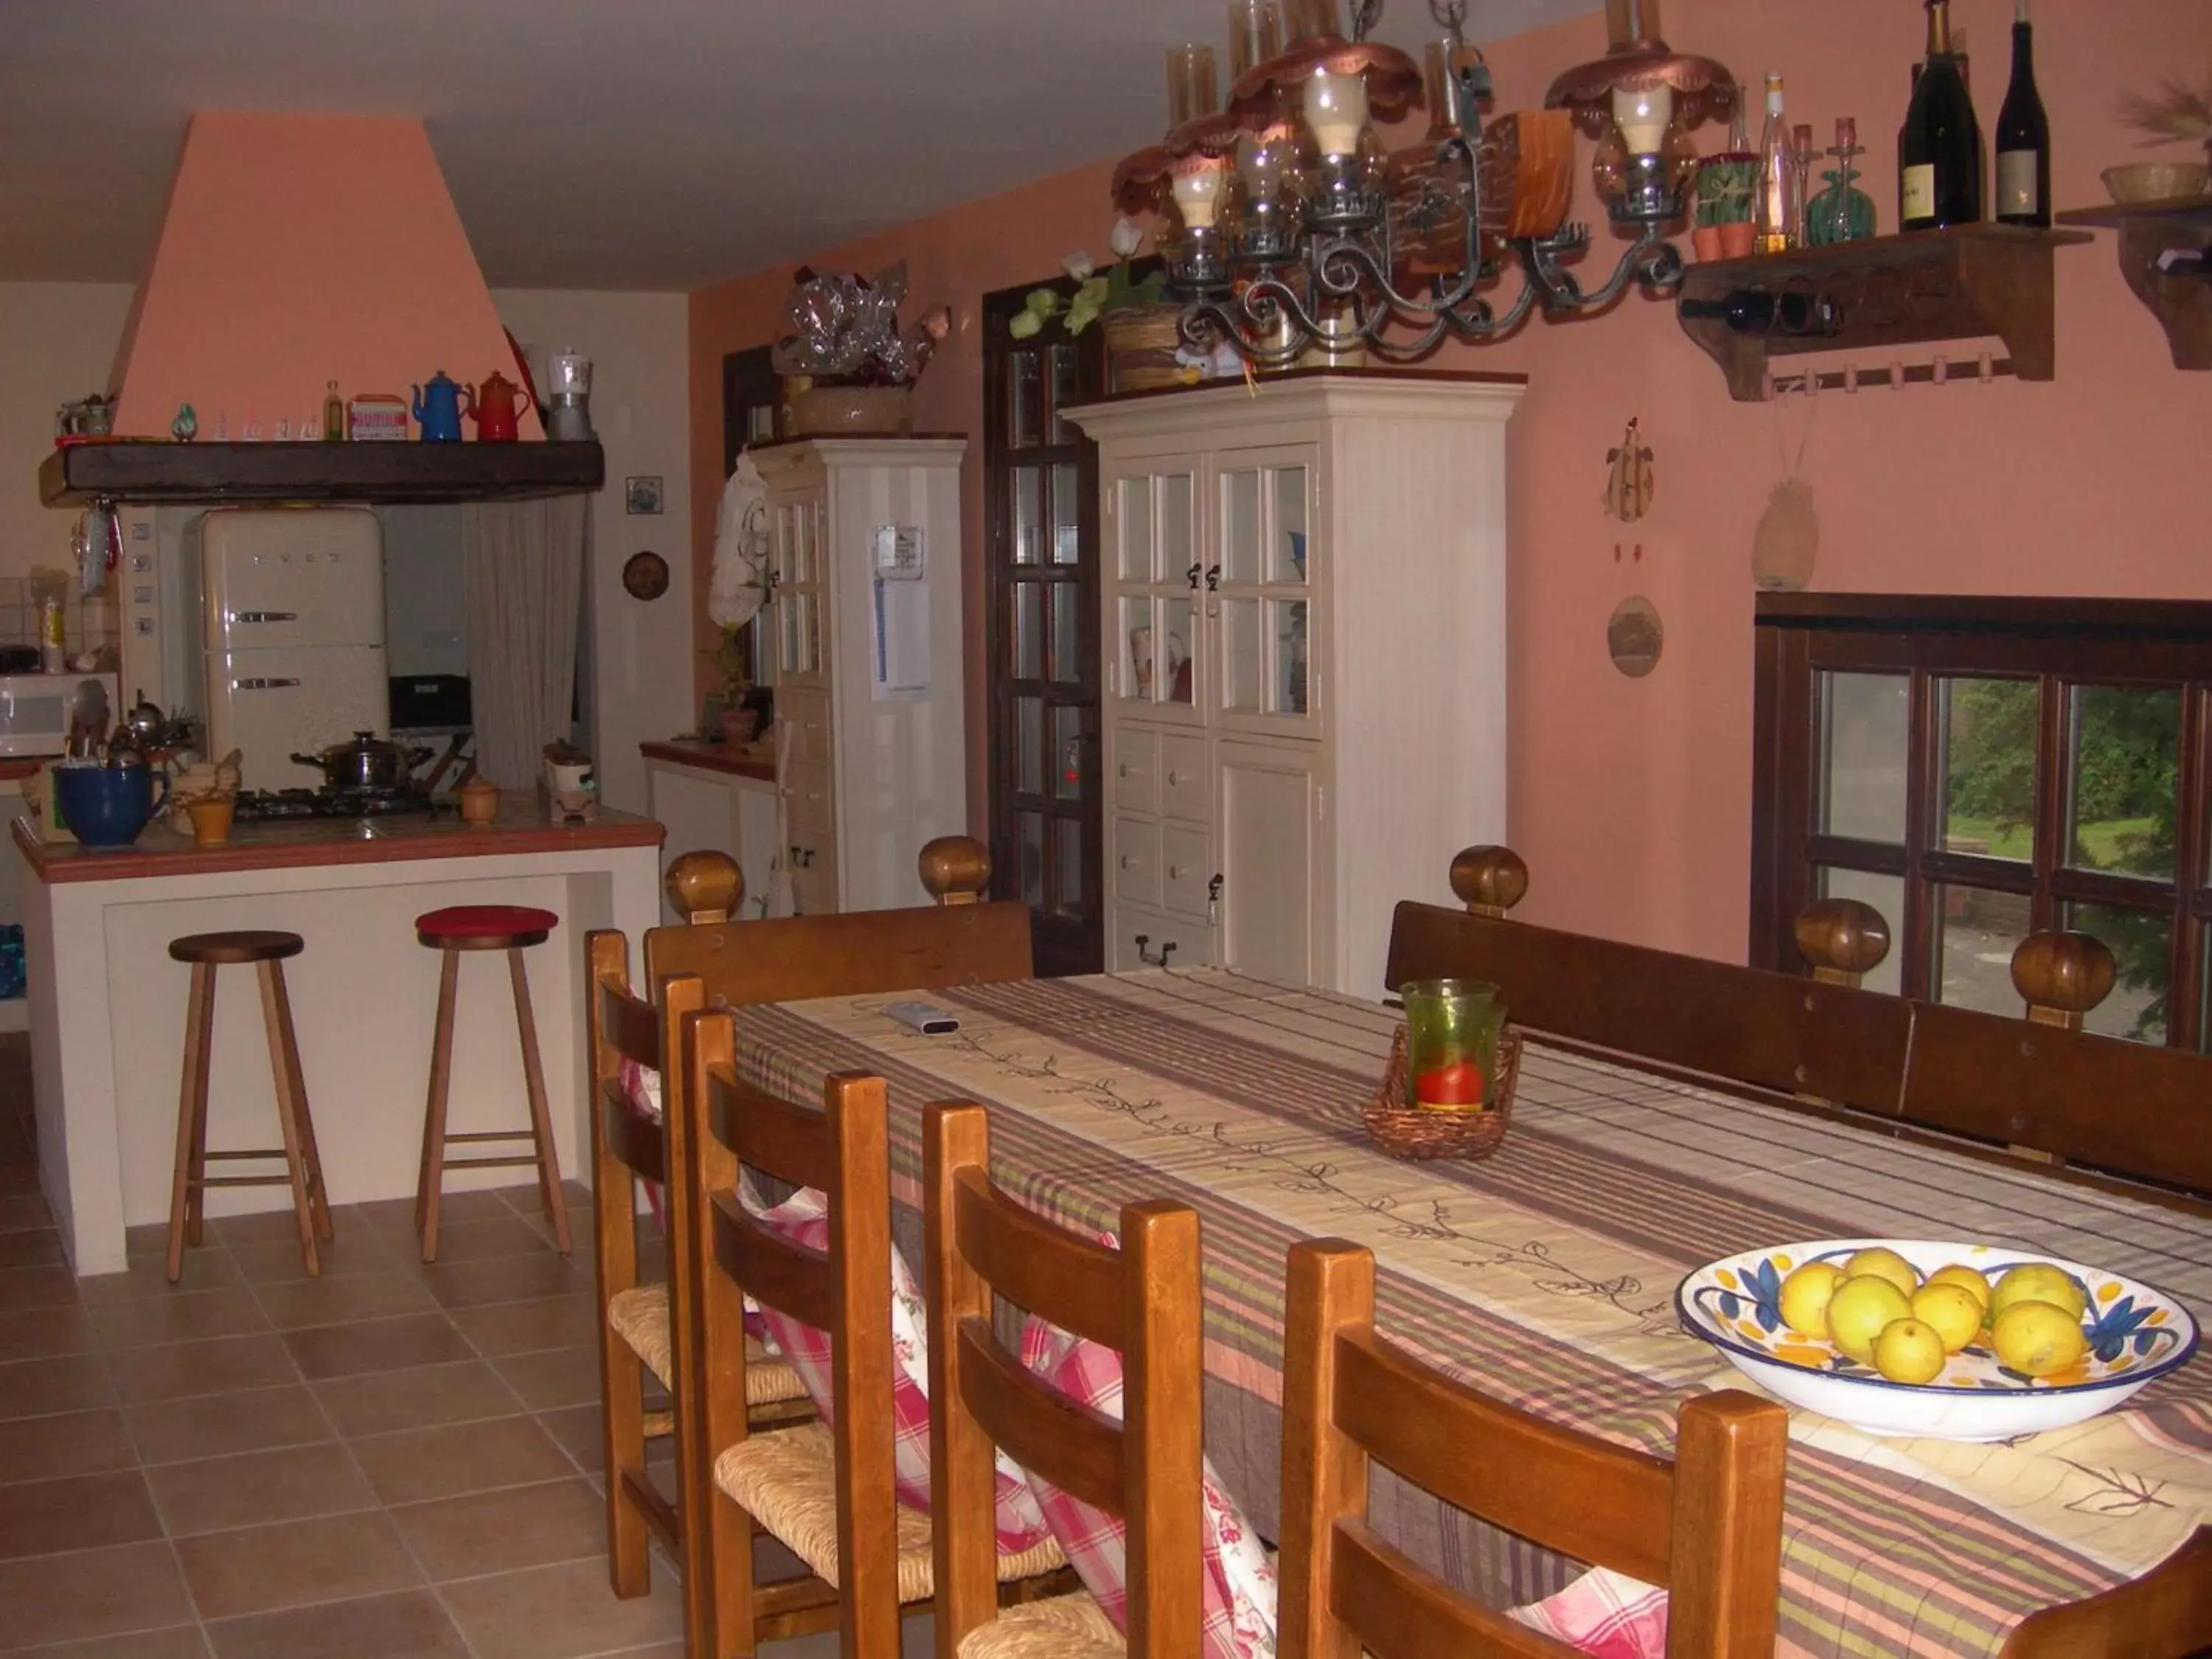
[1277,1238,1788,1659]
[922,1099,1206,1658]
[1997,1528,2212,1657]
[583,860,811,1638]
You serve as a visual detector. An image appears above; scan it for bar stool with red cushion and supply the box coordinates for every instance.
[413,903,571,1262]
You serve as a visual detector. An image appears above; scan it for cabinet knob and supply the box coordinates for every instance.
[1119,854,1137,871]
[1169,863,1186,880]
[1116,762,1131,778]
[1166,769,1183,787]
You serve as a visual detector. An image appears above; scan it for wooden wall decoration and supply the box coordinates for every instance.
[1607,596,1663,678]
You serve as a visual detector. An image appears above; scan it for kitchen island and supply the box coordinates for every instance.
[15,801,663,1274]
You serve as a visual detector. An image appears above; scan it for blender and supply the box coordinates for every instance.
[543,347,594,442]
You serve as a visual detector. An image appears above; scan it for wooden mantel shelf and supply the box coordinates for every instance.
[1675,225,2091,402]
[2055,193,2212,370]
[38,439,605,507]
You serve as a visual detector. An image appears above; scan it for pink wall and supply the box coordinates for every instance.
[114,113,536,439]
[689,0,2211,965]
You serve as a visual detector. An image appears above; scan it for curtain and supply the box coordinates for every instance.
[461,495,589,790]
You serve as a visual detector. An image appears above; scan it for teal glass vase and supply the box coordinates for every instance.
[1807,165,1876,246]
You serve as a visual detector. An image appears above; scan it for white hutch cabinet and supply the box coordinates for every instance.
[1068,372,1524,997]
[751,437,967,914]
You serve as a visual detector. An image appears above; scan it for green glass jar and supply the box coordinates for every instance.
[1399,978,1506,1114]
[1807,164,1877,246]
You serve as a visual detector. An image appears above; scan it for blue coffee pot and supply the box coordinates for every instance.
[411,371,464,442]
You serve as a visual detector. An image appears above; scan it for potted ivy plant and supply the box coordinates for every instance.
[1009,219,1181,390]
[703,624,758,745]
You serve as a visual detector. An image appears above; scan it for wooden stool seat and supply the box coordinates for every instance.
[165,931,329,1282]
[413,907,570,1262]
[169,930,305,965]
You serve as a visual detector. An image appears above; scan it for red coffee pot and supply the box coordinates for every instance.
[462,370,529,442]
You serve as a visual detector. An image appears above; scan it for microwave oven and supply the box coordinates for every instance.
[0,673,119,757]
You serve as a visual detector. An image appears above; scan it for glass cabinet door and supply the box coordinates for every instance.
[1107,467,1203,727]
[769,495,827,688]
[1212,447,1318,736]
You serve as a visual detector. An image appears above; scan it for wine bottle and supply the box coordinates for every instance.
[1679,290,1843,335]
[1994,0,2050,226]
[1754,74,1797,254]
[1900,0,1983,229]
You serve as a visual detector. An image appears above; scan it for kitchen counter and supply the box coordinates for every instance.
[640,740,781,922]
[638,737,776,783]
[15,797,665,1274]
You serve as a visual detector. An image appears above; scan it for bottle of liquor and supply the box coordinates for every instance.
[1994,0,2050,225]
[1679,290,1843,335]
[1754,74,1797,253]
[1900,0,1983,229]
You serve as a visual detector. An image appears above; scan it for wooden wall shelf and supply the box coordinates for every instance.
[38,439,605,507]
[2055,194,2212,370]
[1675,225,2090,402]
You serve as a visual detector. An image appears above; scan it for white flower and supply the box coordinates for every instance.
[1062,251,1096,282]
[1109,216,1144,259]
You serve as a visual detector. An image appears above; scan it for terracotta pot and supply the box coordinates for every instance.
[1717,221,1756,259]
[1691,225,1725,261]
[720,707,761,745]
[458,777,500,828]
[789,384,914,436]
[1101,305,1187,392]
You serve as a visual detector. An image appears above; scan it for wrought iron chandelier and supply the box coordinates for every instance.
[1124,0,1737,366]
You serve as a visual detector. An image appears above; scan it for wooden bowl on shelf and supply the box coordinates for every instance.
[2101,161,2212,204]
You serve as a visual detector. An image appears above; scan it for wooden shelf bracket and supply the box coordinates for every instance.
[2056,194,2212,372]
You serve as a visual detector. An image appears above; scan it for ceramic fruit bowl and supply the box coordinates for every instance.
[2101,161,2212,205]
[1675,1239,2197,1441]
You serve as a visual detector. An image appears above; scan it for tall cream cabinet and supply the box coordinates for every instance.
[751,437,967,915]
[1067,372,1524,998]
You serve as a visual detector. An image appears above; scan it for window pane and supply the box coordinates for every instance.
[1014,697,1043,797]
[1159,475,1194,585]
[1012,582,1043,680]
[1009,354,1041,449]
[1933,883,2032,1017]
[1050,463,1081,565]
[1818,672,1908,844]
[1047,344,1079,444]
[2067,685,2178,882]
[1118,478,1153,582]
[1272,599,1309,716]
[1814,867,1905,997]
[1119,597,1151,702]
[1052,705,1083,801]
[1222,599,1261,712]
[1052,818,1085,917]
[1270,465,1309,584]
[1161,597,1194,705]
[1222,470,1259,583]
[1016,813,1046,907]
[1048,583,1082,684]
[1012,465,1042,565]
[2064,900,2170,1046]
[1941,677,2038,862]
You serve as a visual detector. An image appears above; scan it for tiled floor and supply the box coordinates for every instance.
[0,1034,883,1658]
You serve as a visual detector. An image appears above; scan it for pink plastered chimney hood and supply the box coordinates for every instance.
[108,111,541,442]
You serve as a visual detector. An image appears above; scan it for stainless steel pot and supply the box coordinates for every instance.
[290,731,428,792]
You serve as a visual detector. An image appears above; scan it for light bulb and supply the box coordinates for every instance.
[1303,66,1369,159]
[1610,80,1674,156]
[1171,156,1228,230]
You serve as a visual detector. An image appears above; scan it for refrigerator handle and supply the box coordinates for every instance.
[232,677,302,690]
[232,611,299,624]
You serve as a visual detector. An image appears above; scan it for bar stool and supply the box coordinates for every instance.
[166,931,332,1283]
[413,904,571,1262]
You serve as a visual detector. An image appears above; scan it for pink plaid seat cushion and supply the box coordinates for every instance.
[738,1178,1055,1554]
[1507,1568,1669,1658]
[616,1058,669,1230]
[1014,1304,1277,1659]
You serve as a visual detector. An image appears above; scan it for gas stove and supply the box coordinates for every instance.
[232,786,441,822]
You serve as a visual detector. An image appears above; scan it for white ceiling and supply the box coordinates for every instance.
[0,0,1599,293]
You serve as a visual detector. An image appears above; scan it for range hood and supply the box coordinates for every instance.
[47,111,599,507]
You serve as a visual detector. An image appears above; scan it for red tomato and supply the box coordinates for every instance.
[1413,1061,1485,1107]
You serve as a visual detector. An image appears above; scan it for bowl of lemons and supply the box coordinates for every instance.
[1675,1239,2197,1441]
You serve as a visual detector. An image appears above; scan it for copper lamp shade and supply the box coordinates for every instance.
[1543,0,1735,114]
[1228,35,1422,128]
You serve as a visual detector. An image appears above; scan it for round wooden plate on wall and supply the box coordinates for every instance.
[622,551,669,601]
[1607,596,1663,678]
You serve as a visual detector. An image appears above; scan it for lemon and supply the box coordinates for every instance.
[1827,1275,1913,1364]
[1992,1300,2088,1379]
[1843,1247,1921,1298]
[1926,1264,1992,1311]
[1910,1282,1986,1354]
[1778,1262,1846,1335]
[1992,1262,2087,1323]
[1872,1317,1947,1384]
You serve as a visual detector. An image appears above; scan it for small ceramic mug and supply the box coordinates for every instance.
[459,779,500,827]
[185,796,234,848]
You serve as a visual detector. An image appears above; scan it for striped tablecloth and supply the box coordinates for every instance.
[723,967,2212,1658]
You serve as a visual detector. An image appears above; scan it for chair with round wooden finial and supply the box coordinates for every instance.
[918,835,991,906]
[1449,844,1529,919]
[411,903,570,1262]
[2011,931,2118,1031]
[1795,897,1891,988]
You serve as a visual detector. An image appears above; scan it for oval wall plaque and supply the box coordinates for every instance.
[1607,596,1663,678]
[622,550,670,602]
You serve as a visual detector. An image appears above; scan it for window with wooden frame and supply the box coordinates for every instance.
[1752,595,2212,1049]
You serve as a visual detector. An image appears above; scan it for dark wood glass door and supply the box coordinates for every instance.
[983,282,1104,976]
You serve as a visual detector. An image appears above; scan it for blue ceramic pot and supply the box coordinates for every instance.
[54,766,170,849]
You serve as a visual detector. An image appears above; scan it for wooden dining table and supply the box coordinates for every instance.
[719,964,2212,1658]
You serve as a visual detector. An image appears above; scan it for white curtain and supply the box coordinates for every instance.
[461,495,589,790]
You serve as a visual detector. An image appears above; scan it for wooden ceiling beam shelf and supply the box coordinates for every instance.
[2055,194,2212,371]
[38,439,606,507]
[1674,225,2091,403]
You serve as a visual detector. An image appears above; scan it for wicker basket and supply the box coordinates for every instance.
[1361,1023,1524,1161]
[1102,305,1187,392]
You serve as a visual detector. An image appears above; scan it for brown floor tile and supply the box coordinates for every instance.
[80,1251,245,1300]
[225,1233,396,1284]
[147,1441,376,1536]
[0,1164,38,1198]
[437,1557,686,1659]
[388,1475,603,1581]
[207,1206,335,1245]
[358,1189,515,1239]
[174,1509,420,1620]
[417,1211,559,1264]
[88,1287,271,1351]
[0,1262,77,1314]
[125,1222,173,1257]
[450,1292,597,1358]
[0,1195,50,1234]
[0,1350,111,1419]
[0,1405,136,1483]
[107,1334,297,1405]
[350,1413,573,1505]
[251,1270,434,1330]
[0,1539,195,1649]
[0,1469,161,1559]
[125,1383,333,1466]
[0,1301,94,1362]
[490,1343,601,1411]
[205,1588,469,1659]
[0,1230,61,1270]
[282,1310,474,1380]
[22,1629,212,1658]
[313,1357,523,1439]
[419,1250,592,1310]
[535,1402,605,1475]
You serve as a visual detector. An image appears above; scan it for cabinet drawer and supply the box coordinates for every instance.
[1113,728,1158,815]
[1159,734,1207,824]
[790,853,838,917]
[1109,902,1214,973]
[778,692,832,767]
[1112,815,1161,909]
[1161,825,1212,918]
[782,762,835,837]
